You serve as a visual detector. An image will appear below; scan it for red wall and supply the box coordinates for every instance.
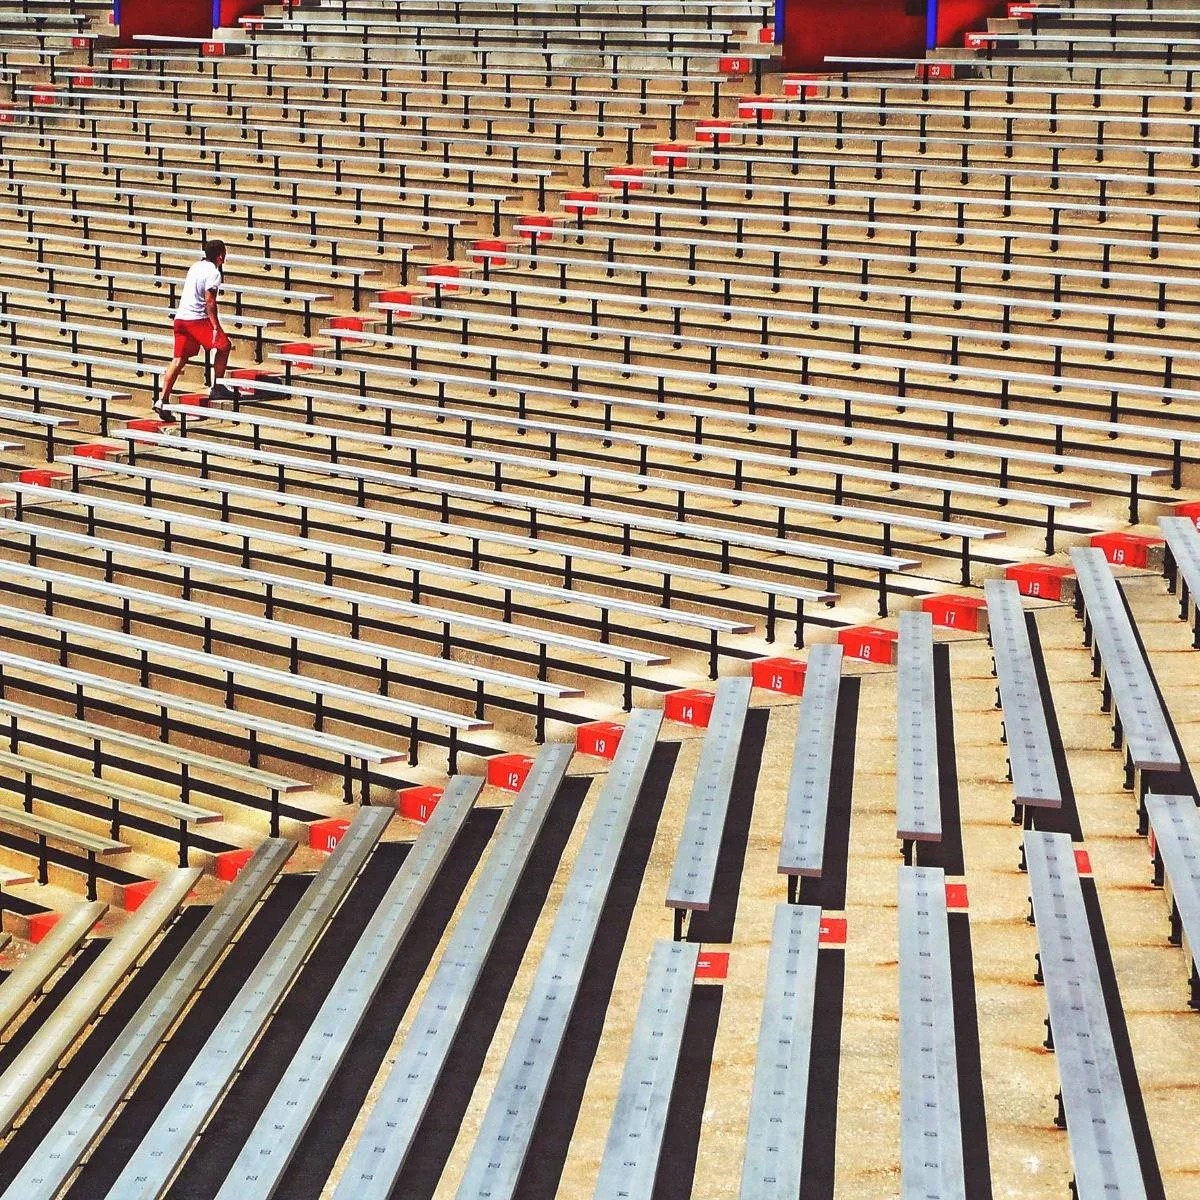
[935,0,998,47]
[780,0,927,71]
[118,0,211,43]
[779,0,1001,71]
[219,0,264,26]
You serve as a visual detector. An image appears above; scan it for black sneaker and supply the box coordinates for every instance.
[151,398,177,424]
[208,383,238,403]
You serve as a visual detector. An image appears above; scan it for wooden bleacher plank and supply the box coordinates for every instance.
[666,676,752,936]
[778,645,842,893]
[896,612,940,864]
[591,939,700,1200]
[0,838,294,1200]
[331,740,579,1200]
[738,903,821,1200]
[0,868,199,1138]
[451,711,663,1200]
[212,775,481,1199]
[0,899,106,1041]
[102,807,392,1199]
[898,865,964,1200]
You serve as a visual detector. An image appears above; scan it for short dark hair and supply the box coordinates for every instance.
[203,240,226,263]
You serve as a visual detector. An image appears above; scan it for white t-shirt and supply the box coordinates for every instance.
[176,259,223,321]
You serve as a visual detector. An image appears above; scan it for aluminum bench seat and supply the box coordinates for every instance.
[778,644,842,893]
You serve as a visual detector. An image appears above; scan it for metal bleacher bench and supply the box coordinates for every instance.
[739,902,821,1200]
[1159,516,1200,648]
[1023,830,1147,1200]
[0,556,581,741]
[175,393,1003,567]
[1145,792,1200,1009]
[667,675,752,938]
[592,938,700,1200]
[0,746,221,867]
[0,506,728,692]
[0,802,126,901]
[984,579,1063,820]
[896,611,940,865]
[113,424,915,604]
[0,694,310,839]
[452,712,662,1200]
[104,807,391,1199]
[1069,546,1181,823]
[332,740,579,1199]
[0,868,198,1139]
[0,897,103,1041]
[778,643,842,898]
[899,865,965,1200]
[214,776,481,1200]
[0,838,292,1200]
[0,645,404,804]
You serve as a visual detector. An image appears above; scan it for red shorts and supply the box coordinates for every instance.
[173,318,231,359]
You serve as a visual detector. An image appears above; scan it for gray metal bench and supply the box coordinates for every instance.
[103,808,392,1199]
[214,777,481,1199]
[592,939,701,1200]
[1,838,293,1200]
[1023,830,1147,1200]
[984,580,1063,820]
[738,903,821,1200]
[1069,547,1181,826]
[1159,516,1200,649]
[452,711,664,1200]
[778,644,842,897]
[330,739,582,1200]
[0,868,198,1138]
[899,865,964,1200]
[1145,793,1200,1009]
[0,804,127,901]
[666,676,752,938]
[0,898,104,1041]
[897,612,940,865]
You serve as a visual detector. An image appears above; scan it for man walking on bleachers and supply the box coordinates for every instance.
[155,240,238,419]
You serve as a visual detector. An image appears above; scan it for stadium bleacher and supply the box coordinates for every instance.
[0,0,1190,1196]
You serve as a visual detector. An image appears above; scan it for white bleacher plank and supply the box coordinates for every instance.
[738,903,821,1200]
[331,740,580,1200]
[1069,547,1181,781]
[1023,830,1146,1200]
[897,612,940,861]
[1145,793,1200,1008]
[214,775,481,1199]
[0,868,199,1137]
[666,676,752,923]
[984,580,1063,813]
[0,899,106,1041]
[1,838,294,1200]
[778,645,842,890]
[0,646,403,768]
[1159,516,1200,647]
[104,808,392,1200]
[0,748,221,828]
[452,710,664,1200]
[0,696,305,798]
[898,865,964,1200]
[0,600,491,735]
[592,939,700,1200]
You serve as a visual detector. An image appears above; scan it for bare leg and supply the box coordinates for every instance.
[158,355,189,406]
[212,345,231,380]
